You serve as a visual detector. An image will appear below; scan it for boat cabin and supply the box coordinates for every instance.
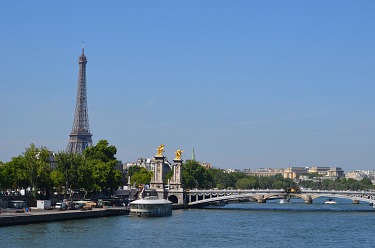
[129,189,172,217]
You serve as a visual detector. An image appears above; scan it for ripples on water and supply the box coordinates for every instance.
[1,198,375,248]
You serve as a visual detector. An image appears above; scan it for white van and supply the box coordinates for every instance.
[55,202,67,210]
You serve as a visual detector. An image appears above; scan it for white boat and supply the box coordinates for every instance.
[129,196,172,217]
[129,189,172,217]
[279,199,289,204]
[324,198,336,204]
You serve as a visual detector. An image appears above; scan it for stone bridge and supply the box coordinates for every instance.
[186,189,375,206]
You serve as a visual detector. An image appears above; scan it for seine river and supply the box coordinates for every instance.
[1,198,375,248]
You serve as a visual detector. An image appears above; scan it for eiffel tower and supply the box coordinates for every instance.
[66,47,93,154]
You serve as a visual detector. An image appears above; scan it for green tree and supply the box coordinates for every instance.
[209,168,235,189]
[23,144,52,198]
[0,157,28,190]
[84,140,122,195]
[84,140,117,162]
[258,176,274,189]
[307,172,320,179]
[131,167,153,186]
[231,172,248,185]
[235,177,257,189]
[0,162,14,190]
[164,168,173,184]
[182,160,213,189]
[272,180,286,189]
[78,159,95,198]
[50,169,65,193]
[360,178,373,190]
[55,151,84,196]
[127,165,142,180]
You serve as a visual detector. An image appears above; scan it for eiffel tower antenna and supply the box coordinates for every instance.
[66,46,93,154]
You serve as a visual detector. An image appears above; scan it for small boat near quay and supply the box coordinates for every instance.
[324,198,336,204]
[279,199,289,204]
[129,189,172,217]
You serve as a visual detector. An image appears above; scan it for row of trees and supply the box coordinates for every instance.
[127,160,374,191]
[126,160,298,190]
[181,160,297,190]
[299,177,373,191]
[2,143,374,196]
[0,140,122,198]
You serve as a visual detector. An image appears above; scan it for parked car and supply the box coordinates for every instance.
[55,202,67,210]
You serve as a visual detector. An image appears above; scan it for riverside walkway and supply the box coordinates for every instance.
[0,207,129,227]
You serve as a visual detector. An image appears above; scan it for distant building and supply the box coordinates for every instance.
[363,170,375,184]
[345,170,367,181]
[48,151,57,169]
[283,167,309,179]
[308,166,330,175]
[185,159,213,169]
[200,162,213,169]
[309,166,344,179]
[124,158,154,171]
[364,170,375,181]
[243,166,345,180]
[124,157,172,176]
[224,168,241,173]
[245,168,284,177]
[326,167,345,178]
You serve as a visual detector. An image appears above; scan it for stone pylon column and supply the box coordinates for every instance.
[150,155,165,190]
[170,159,182,190]
[165,150,185,205]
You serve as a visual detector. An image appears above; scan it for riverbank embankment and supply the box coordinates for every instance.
[0,208,129,227]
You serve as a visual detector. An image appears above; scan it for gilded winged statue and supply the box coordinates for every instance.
[156,144,165,156]
[175,149,183,160]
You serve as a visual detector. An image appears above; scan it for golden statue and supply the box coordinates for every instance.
[156,144,165,156]
[174,149,183,160]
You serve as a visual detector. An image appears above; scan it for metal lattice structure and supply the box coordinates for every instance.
[66,47,93,154]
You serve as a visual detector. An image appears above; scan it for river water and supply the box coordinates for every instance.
[1,197,375,248]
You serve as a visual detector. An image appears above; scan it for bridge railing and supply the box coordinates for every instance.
[187,189,375,195]
[186,189,375,206]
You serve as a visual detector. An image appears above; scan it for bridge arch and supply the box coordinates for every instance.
[168,195,179,204]
[186,189,375,207]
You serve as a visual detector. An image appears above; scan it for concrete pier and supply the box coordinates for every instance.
[0,208,129,227]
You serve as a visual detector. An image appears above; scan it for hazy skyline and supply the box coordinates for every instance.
[1,1,374,171]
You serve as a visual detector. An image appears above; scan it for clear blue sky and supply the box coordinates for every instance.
[1,1,374,171]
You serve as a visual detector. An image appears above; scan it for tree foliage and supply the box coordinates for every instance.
[84,140,117,162]
[181,160,213,189]
[0,156,28,189]
[84,140,122,195]
[236,177,257,189]
[299,177,374,191]
[130,166,153,186]
[0,140,123,199]
[55,151,84,195]
[23,144,52,197]
[2,142,375,196]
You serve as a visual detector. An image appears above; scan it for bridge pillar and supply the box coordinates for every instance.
[304,196,313,204]
[150,155,166,190]
[353,200,359,204]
